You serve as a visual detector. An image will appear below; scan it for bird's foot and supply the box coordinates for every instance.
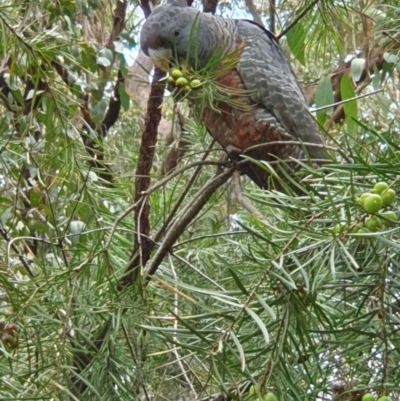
[225,145,243,158]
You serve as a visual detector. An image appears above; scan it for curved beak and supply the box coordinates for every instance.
[148,48,173,71]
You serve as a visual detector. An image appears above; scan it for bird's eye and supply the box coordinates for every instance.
[173,30,180,37]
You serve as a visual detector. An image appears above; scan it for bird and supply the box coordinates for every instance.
[140,0,327,189]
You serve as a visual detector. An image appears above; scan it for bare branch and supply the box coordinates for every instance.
[277,0,319,40]
[120,68,166,287]
[269,0,276,33]
[324,79,372,132]
[312,88,383,113]
[244,0,263,26]
[153,140,216,245]
[230,171,269,224]
[145,167,234,279]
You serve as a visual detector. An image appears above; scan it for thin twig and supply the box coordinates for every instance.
[171,252,227,291]
[277,0,319,40]
[173,230,247,248]
[230,171,269,224]
[382,31,400,45]
[243,140,336,154]
[324,79,372,131]
[152,140,216,245]
[169,254,198,398]
[312,88,383,112]
[143,160,225,196]
[104,198,143,249]
[1,225,34,277]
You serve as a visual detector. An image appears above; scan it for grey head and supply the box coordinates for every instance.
[140,1,231,71]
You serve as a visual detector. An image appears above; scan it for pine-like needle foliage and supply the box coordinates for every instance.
[0,1,399,401]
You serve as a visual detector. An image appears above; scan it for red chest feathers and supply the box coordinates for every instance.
[201,68,302,185]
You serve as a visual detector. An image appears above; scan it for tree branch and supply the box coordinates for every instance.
[277,0,319,40]
[120,68,166,287]
[145,167,234,279]
[269,0,276,33]
[244,0,263,26]
[101,70,124,134]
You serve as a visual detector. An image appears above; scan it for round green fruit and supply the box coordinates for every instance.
[263,393,278,401]
[377,396,391,401]
[358,193,373,207]
[170,69,183,79]
[365,216,382,232]
[362,394,375,401]
[248,385,257,397]
[190,79,202,89]
[380,211,398,228]
[167,76,176,85]
[372,182,389,195]
[381,189,396,207]
[175,77,188,87]
[362,194,383,214]
[182,85,191,93]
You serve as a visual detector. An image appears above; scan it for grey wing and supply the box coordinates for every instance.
[236,20,325,160]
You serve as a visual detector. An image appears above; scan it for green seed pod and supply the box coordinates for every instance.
[190,79,202,89]
[175,77,188,87]
[372,182,389,194]
[170,69,183,79]
[365,216,382,232]
[263,393,278,401]
[248,386,257,397]
[167,76,176,85]
[358,193,373,207]
[362,194,383,214]
[381,189,396,207]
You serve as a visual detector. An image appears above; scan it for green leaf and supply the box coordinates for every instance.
[383,52,400,64]
[96,56,111,67]
[286,23,306,65]
[255,294,276,320]
[29,191,41,208]
[118,84,130,112]
[228,268,249,295]
[245,307,270,344]
[372,66,390,119]
[340,74,357,137]
[315,78,334,126]
[350,58,365,82]
[91,98,108,123]
[97,48,114,67]
[113,41,124,54]
[229,331,246,371]
[80,44,97,71]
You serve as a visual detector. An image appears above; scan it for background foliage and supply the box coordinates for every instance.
[0,0,399,400]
